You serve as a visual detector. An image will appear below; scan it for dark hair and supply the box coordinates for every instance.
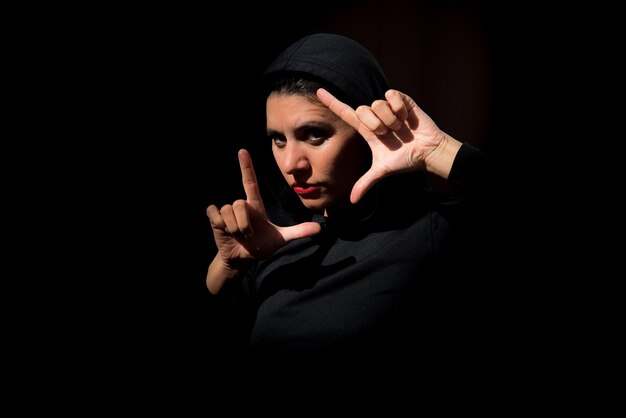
[269,76,324,102]
[263,71,353,107]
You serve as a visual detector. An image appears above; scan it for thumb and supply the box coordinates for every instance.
[281,222,322,242]
[350,169,382,204]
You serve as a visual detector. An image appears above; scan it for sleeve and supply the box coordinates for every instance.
[443,142,527,357]
[207,266,258,355]
[439,141,496,271]
[447,143,489,194]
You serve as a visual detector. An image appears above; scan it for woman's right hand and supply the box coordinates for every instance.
[317,88,462,204]
[207,149,321,270]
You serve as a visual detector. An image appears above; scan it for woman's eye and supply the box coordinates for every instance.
[270,136,286,147]
[307,130,327,145]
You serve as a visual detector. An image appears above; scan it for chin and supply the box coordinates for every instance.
[299,198,331,212]
[300,201,326,211]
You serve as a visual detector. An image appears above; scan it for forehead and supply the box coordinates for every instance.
[266,94,339,127]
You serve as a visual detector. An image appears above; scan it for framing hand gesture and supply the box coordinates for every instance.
[207,149,321,265]
[317,88,458,203]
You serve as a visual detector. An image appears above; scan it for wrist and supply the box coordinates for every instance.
[424,133,463,180]
[207,255,253,295]
[222,257,254,274]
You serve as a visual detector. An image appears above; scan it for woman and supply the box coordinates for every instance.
[206,34,488,358]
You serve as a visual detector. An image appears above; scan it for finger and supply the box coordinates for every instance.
[207,205,226,230]
[401,94,421,130]
[356,105,388,136]
[371,100,402,131]
[385,90,408,122]
[280,222,322,242]
[232,199,253,236]
[238,149,266,214]
[350,169,384,204]
[316,88,364,132]
[220,204,239,236]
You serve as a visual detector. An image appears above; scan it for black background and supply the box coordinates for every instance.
[85,3,514,350]
[40,0,604,385]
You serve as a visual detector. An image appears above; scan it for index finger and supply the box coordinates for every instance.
[238,149,265,212]
[316,88,363,132]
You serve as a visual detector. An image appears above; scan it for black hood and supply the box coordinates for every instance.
[263,33,390,108]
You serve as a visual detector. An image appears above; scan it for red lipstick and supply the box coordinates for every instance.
[292,185,319,196]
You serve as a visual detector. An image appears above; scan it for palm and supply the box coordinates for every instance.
[212,207,287,261]
[366,101,443,176]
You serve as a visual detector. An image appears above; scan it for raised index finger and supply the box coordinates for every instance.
[238,149,265,212]
[316,88,363,132]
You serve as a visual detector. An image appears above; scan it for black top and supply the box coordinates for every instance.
[218,143,491,360]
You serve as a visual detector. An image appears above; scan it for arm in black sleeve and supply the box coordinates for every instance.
[447,143,489,194]
[207,267,258,356]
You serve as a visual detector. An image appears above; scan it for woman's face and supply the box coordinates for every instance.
[267,93,369,214]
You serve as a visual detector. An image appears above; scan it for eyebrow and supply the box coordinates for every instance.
[266,121,334,136]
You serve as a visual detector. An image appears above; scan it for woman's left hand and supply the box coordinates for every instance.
[317,88,461,203]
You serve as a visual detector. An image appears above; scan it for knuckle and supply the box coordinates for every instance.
[355,105,370,116]
[233,199,247,209]
[371,100,388,111]
[385,89,399,99]
[391,99,405,112]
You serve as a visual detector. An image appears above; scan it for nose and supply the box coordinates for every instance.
[281,142,310,175]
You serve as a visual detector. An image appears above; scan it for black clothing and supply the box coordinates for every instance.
[214,34,495,362]
[217,143,490,360]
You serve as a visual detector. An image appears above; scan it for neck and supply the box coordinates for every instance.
[323,189,377,222]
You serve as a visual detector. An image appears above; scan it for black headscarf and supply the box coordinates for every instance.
[258,33,431,227]
[263,33,390,108]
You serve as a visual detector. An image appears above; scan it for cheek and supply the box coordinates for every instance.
[331,140,368,178]
[313,149,345,179]
[272,148,286,175]
[317,143,367,196]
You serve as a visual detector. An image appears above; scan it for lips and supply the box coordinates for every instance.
[292,183,320,196]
